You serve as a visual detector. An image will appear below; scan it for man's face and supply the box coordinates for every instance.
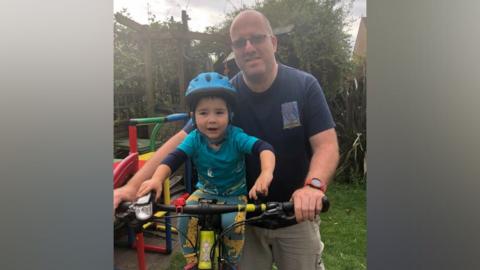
[230,13,277,82]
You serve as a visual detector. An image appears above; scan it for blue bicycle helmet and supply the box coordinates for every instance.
[185,72,237,112]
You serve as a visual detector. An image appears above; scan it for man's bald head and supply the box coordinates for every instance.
[230,9,274,39]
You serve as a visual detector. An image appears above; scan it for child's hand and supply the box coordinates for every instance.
[249,172,273,200]
[136,178,163,201]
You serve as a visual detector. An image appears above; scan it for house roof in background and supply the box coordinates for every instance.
[353,17,367,58]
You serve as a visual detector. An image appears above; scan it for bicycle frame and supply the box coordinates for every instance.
[198,229,217,269]
[183,200,270,270]
[155,199,293,270]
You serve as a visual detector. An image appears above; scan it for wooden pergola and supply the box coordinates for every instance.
[115,11,228,115]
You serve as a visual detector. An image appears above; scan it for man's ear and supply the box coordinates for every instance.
[271,35,278,53]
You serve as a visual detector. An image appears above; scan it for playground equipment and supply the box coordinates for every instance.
[113,113,190,189]
[113,113,190,263]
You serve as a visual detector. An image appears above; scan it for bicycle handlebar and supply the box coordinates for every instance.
[151,196,328,215]
[154,201,295,215]
[116,192,329,222]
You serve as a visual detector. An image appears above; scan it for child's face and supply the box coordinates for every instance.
[194,97,229,142]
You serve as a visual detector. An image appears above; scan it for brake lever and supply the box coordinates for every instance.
[260,202,295,221]
[115,201,134,219]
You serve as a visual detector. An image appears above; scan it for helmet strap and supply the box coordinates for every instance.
[229,111,234,124]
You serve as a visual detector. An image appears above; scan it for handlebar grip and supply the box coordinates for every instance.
[282,201,294,213]
[321,196,329,213]
[116,201,132,214]
[281,196,329,214]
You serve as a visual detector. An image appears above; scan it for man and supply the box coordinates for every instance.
[114,9,339,270]
[228,10,338,270]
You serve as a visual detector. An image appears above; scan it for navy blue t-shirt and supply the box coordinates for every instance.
[231,64,335,203]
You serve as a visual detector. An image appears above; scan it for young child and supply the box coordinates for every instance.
[136,72,275,269]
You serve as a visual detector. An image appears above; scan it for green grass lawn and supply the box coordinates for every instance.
[321,182,366,270]
[163,182,366,270]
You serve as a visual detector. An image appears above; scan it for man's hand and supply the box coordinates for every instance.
[291,185,325,222]
[136,178,163,201]
[249,172,273,200]
[113,185,136,210]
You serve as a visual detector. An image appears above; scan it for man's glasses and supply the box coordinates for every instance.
[231,34,269,49]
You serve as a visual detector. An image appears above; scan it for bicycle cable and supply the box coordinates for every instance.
[208,217,262,265]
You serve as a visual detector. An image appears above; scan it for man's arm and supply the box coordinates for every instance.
[114,130,188,209]
[291,128,339,222]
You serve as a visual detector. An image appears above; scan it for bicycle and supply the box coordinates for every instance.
[116,191,329,270]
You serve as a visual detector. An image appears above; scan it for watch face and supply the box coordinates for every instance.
[311,178,323,188]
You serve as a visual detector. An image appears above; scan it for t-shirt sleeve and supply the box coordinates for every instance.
[160,149,187,172]
[233,127,259,154]
[252,140,274,155]
[182,118,195,133]
[304,78,336,137]
[176,130,197,157]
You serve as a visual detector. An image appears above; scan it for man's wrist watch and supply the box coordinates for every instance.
[305,177,327,192]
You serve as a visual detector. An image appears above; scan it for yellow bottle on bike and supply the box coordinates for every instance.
[198,230,215,269]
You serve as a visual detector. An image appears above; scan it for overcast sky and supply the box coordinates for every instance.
[114,0,366,45]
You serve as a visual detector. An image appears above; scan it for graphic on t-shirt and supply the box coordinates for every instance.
[281,101,301,129]
[207,168,214,178]
[235,160,243,172]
